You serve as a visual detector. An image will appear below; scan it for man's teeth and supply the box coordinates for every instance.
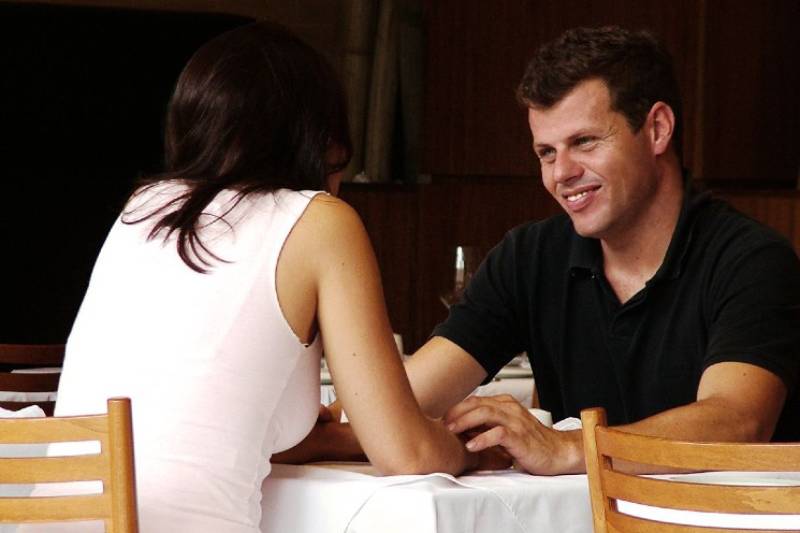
[566,191,589,202]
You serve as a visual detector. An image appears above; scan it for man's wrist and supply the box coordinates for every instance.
[564,429,586,474]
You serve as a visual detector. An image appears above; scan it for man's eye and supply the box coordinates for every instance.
[537,149,555,162]
[576,137,596,147]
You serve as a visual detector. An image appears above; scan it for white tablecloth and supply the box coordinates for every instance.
[260,465,800,533]
[260,463,592,533]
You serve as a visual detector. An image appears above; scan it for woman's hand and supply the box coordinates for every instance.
[271,404,366,464]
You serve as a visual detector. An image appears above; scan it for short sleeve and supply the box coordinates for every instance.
[432,231,527,382]
[704,242,800,394]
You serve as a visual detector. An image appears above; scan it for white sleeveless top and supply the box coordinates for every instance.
[48,184,324,532]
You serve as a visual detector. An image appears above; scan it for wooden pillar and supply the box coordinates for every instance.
[340,0,377,181]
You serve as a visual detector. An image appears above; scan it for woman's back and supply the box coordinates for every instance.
[53,185,324,532]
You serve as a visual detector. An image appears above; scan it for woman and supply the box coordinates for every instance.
[47,21,475,533]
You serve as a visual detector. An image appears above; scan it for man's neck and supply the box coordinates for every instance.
[601,167,684,304]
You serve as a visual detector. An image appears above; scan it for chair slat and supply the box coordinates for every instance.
[0,494,111,522]
[596,427,800,471]
[0,416,108,443]
[0,454,109,483]
[603,469,800,514]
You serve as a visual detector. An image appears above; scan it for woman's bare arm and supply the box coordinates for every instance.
[277,195,476,475]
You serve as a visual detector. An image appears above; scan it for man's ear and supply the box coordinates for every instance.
[647,101,675,156]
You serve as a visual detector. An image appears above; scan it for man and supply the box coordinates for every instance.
[281,26,800,474]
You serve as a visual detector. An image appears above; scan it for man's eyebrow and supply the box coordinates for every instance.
[532,140,552,150]
[532,129,595,150]
[567,129,600,141]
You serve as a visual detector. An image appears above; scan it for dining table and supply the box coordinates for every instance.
[260,463,800,533]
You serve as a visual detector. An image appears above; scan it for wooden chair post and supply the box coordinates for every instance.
[108,397,139,533]
[582,407,609,533]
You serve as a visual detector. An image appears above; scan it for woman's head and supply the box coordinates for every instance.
[129,21,352,272]
[165,20,351,190]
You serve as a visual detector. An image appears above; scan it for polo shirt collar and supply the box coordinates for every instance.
[567,180,711,281]
[651,185,710,282]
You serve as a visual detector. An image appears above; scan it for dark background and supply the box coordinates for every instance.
[1,4,249,342]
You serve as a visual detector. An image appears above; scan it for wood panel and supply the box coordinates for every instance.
[423,0,702,177]
[701,0,800,182]
[339,184,419,344]
[717,189,800,251]
[422,0,798,185]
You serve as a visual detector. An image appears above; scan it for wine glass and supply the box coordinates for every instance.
[440,245,481,308]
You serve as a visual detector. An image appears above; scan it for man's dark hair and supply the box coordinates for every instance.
[517,26,683,160]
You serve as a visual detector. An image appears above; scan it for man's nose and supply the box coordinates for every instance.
[552,151,583,184]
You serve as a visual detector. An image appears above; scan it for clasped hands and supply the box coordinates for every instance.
[271,404,366,465]
[443,394,584,475]
[273,397,583,475]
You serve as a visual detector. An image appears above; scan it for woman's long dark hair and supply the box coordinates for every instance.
[124,21,352,272]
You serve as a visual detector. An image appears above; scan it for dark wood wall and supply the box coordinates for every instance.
[422,0,799,184]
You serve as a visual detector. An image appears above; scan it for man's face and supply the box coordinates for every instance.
[528,78,660,242]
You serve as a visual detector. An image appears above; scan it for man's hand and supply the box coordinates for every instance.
[453,424,513,471]
[444,394,584,475]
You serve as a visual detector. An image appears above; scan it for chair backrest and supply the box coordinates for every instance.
[581,407,800,533]
[0,397,139,532]
[0,344,65,415]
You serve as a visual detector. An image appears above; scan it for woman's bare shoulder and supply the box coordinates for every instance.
[300,194,366,239]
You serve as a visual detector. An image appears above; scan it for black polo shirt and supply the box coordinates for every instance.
[434,190,800,441]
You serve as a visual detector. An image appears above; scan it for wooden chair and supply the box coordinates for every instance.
[581,407,800,533]
[0,344,65,415]
[0,397,139,532]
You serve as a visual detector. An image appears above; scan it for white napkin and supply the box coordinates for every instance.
[0,404,46,419]
[553,417,582,431]
[527,409,582,431]
[528,408,553,427]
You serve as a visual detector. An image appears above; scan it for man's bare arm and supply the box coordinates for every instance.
[404,336,488,417]
[444,361,788,475]
[621,361,786,442]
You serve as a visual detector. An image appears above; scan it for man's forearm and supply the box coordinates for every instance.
[619,397,762,442]
[602,397,766,474]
